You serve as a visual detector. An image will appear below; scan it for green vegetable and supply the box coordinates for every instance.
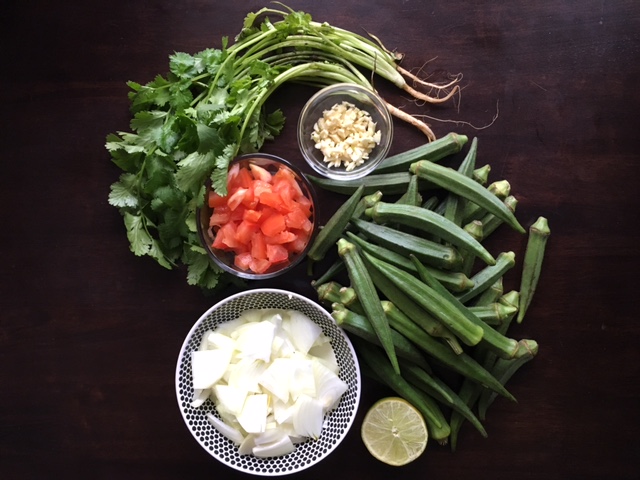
[307,185,364,268]
[355,339,451,444]
[442,137,478,227]
[345,231,474,292]
[374,132,468,173]
[401,360,487,438]
[364,252,484,347]
[364,201,495,265]
[411,161,526,233]
[331,303,432,372]
[351,218,464,271]
[456,251,517,304]
[307,172,425,196]
[518,216,550,323]
[337,238,400,374]
[381,301,515,401]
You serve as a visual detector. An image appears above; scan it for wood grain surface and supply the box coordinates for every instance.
[1,1,639,479]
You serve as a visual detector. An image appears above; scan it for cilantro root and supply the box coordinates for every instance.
[107,4,462,292]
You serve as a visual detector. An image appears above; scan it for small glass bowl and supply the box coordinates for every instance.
[197,153,318,280]
[297,83,393,180]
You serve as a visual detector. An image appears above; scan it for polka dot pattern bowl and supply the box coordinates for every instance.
[175,289,361,476]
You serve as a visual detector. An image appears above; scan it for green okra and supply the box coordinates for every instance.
[364,202,495,266]
[472,278,504,307]
[477,339,539,420]
[443,137,478,227]
[345,231,474,292]
[401,360,487,438]
[364,252,485,347]
[351,190,384,219]
[461,179,512,224]
[421,195,440,211]
[476,195,519,240]
[456,251,517,304]
[307,185,364,266]
[337,238,400,374]
[331,303,432,372]
[361,262,464,354]
[374,132,468,174]
[518,216,550,323]
[307,171,427,195]
[411,160,525,233]
[311,258,345,287]
[395,174,422,207]
[468,303,518,326]
[381,300,515,401]
[460,220,484,277]
[410,254,533,360]
[473,164,491,185]
[355,339,451,444]
[351,217,464,271]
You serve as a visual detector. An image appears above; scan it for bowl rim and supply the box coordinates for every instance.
[297,82,394,180]
[196,153,319,280]
[175,288,362,476]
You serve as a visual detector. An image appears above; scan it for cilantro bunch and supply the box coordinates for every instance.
[107,5,460,291]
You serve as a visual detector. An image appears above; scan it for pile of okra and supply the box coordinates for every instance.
[306,133,551,450]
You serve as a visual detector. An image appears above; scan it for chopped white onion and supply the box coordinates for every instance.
[192,308,347,458]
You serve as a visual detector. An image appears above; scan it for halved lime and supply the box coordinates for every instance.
[361,397,428,466]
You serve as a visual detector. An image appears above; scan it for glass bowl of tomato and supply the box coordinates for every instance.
[197,154,318,280]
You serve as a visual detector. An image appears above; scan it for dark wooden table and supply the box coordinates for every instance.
[2,1,639,478]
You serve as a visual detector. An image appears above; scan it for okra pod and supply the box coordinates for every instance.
[374,132,468,174]
[351,190,384,219]
[473,164,491,185]
[472,278,504,307]
[443,137,478,227]
[355,339,451,444]
[410,160,526,234]
[331,303,432,372]
[307,185,364,267]
[307,171,427,195]
[311,258,345,287]
[518,216,550,323]
[421,195,440,211]
[477,339,539,420]
[381,300,515,401]
[401,360,487,438]
[460,220,484,277]
[345,231,474,292]
[461,180,512,224]
[365,253,485,347]
[468,303,518,326]
[351,217,464,271]
[456,251,516,304]
[362,260,464,353]
[410,254,532,360]
[477,195,519,240]
[395,174,422,207]
[364,202,495,266]
[337,238,400,374]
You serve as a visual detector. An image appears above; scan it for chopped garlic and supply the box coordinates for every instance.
[311,101,382,171]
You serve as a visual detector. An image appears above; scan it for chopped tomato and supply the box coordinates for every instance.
[207,161,314,274]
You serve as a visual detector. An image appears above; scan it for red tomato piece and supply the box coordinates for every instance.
[285,208,312,232]
[234,252,253,271]
[250,258,272,274]
[267,244,289,264]
[208,191,227,208]
[265,230,298,245]
[288,230,311,253]
[259,191,290,213]
[243,209,262,223]
[251,231,268,260]
[228,188,249,211]
[236,220,260,246]
[260,213,286,237]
